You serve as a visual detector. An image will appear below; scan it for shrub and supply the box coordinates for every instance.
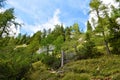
[77,40,98,59]
[38,53,60,69]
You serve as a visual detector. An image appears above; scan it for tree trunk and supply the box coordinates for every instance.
[96,10,110,54]
[102,31,111,54]
[0,26,5,38]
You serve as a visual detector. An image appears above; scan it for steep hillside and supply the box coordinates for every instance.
[26,55,120,80]
[61,55,120,80]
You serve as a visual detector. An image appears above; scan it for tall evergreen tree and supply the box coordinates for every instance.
[87,21,92,32]
[65,27,71,41]
[72,23,81,35]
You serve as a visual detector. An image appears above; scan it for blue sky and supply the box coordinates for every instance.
[6,0,91,35]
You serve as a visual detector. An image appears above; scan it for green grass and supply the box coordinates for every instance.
[61,55,120,80]
[25,55,120,80]
[25,61,59,80]
[61,73,90,80]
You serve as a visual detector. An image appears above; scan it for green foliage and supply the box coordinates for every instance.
[0,37,10,47]
[109,36,120,54]
[16,34,31,45]
[41,33,54,47]
[53,35,64,51]
[112,74,120,80]
[0,46,31,80]
[38,53,60,69]
[61,55,120,80]
[30,31,41,43]
[77,32,99,59]
[52,24,65,40]
[62,73,90,80]
[0,8,20,37]
[0,33,42,79]
[40,32,54,55]
[72,23,81,34]
[25,60,63,80]
[25,61,58,80]
[78,40,96,59]
[87,21,92,32]
[65,27,71,41]
[89,0,102,11]
[107,5,120,54]
[26,31,42,54]
[89,0,111,54]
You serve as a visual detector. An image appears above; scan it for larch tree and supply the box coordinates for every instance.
[89,0,110,54]
[105,1,120,54]
[0,7,20,37]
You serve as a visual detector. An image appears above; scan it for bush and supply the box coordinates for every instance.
[39,53,60,69]
[77,40,99,59]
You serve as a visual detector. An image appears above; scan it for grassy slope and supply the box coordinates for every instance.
[26,55,120,80]
[61,55,120,80]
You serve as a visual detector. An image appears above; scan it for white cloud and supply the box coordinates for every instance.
[0,8,6,12]
[22,9,62,34]
[89,10,98,29]
[101,0,118,7]
[7,0,91,34]
[8,24,20,37]
[7,1,63,35]
[8,18,23,37]
[7,0,39,20]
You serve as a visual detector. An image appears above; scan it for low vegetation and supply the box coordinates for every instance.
[24,55,120,80]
